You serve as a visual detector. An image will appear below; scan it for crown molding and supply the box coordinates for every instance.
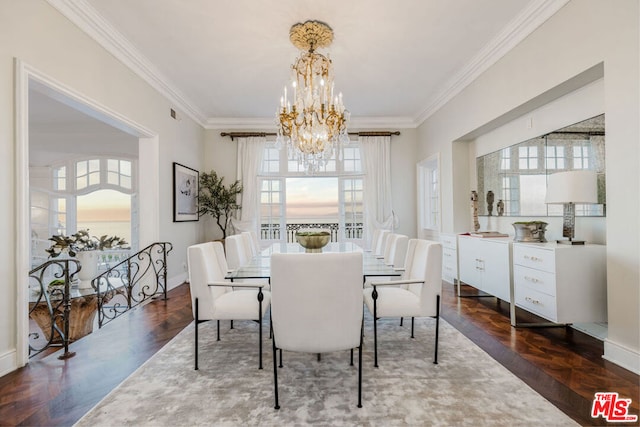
[47,0,568,131]
[414,0,570,126]
[204,115,418,130]
[204,117,276,130]
[349,116,417,129]
[46,0,208,126]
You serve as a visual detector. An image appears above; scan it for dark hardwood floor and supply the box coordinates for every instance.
[1,282,638,426]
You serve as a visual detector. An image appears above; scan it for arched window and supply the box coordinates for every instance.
[30,156,137,267]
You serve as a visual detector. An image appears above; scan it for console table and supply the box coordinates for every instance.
[456,234,607,327]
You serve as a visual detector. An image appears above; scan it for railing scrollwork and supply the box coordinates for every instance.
[28,259,80,359]
[93,242,173,328]
[28,242,173,358]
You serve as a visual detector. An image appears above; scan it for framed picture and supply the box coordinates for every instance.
[173,162,199,222]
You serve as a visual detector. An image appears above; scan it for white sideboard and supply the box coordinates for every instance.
[512,242,607,324]
[457,235,511,302]
[440,233,458,284]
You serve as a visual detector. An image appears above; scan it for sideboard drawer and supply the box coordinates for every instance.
[513,245,555,273]
[515,285,558,322]
[513,265,556,297]
[441,235,457,249]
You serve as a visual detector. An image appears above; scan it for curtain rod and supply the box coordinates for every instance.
[220,131,401,141]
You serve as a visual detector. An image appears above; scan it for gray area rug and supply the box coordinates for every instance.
[76,313,577,426]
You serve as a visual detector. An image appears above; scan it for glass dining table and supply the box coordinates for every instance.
[226,242,402,282]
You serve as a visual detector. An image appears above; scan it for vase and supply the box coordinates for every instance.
[76,250,100,288]
[512,222,548,243]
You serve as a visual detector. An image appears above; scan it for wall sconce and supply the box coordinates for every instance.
[545,170,597,245]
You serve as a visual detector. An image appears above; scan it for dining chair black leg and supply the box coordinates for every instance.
[230,320,234,329]
[217,320,220,341]
[372,286,379,368]
[279,349,283,368]
[258,289,264,370]
[272,335,280,409]
[350,348,354,366]
[358,318,363,408]
[400,317,403,326]
[434,294,440,365]
[195,298,199,371]
[411,317,415,338]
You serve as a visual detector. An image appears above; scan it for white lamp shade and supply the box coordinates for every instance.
[545,170,598,204]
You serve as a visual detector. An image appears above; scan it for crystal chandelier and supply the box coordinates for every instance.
[275,20,350,174]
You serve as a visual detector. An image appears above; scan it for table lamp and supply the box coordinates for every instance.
[545,170,597,245]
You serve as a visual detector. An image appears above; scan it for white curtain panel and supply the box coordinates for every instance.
[359,135,395,247]
[231,136,265,236]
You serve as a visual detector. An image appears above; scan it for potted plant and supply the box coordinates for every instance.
[46,229,129,285]
[197,170,242,239]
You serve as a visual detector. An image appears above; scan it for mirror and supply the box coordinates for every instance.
[476,114,605,217]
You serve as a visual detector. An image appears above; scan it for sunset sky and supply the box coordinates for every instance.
[286,177,339,218]
[76,179,343,224]
[77,189,131,222]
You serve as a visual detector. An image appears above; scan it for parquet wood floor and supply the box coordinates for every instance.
[0,282,637,426]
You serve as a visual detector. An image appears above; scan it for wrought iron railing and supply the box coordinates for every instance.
[28,258,80,359]
[27,242,173,358]
[93,242,173,328]
[260,222,363,243]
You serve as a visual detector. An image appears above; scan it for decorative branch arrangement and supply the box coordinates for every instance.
[197,170,242,239]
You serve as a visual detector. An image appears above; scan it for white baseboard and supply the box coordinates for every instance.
[603,339,640,375]
[0,349,18,378]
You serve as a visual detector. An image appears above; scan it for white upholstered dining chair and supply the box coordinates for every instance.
[225,234,250,271]
[363,239,442,367]
[187,241,271,370]
[373,229,391,257]
[270,252,364,409]
[364,233,409,289]
[241,231,260,257]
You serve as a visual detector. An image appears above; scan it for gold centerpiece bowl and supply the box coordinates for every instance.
[295,231,331,253]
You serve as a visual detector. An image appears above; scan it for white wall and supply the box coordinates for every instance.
[204,128,418,241]
[417,0,639,373]
[0,1,205,375]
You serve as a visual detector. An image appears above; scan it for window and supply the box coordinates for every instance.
[54,166,66,191]
[417,155,440,231]
[31,157,138,267]
[545,145,565,170]
[107,159,132,189]
[573,144,590,169]
[501,176,520,215]
[342,146,361,173]
[340,178,364,239]
[258,142,363,243]
[500,148,510,170]
[288,156,336,173]
[76,159,101,190]
[262,146,280,174]
[518,146,538,170]
[259,178,284,241]
[77,189,132,243]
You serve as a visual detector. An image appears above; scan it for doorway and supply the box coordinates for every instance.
[15,60,159,367]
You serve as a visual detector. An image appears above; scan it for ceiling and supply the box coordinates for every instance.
[46,0,568,129]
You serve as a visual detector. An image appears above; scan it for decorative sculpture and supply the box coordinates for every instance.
[471,191,480,232]
[486,190,494,216]
[497,199,505,216]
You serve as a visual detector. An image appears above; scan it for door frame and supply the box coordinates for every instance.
[14,59,159,366]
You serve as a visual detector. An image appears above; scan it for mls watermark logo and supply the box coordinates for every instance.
[591,392,638,422]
